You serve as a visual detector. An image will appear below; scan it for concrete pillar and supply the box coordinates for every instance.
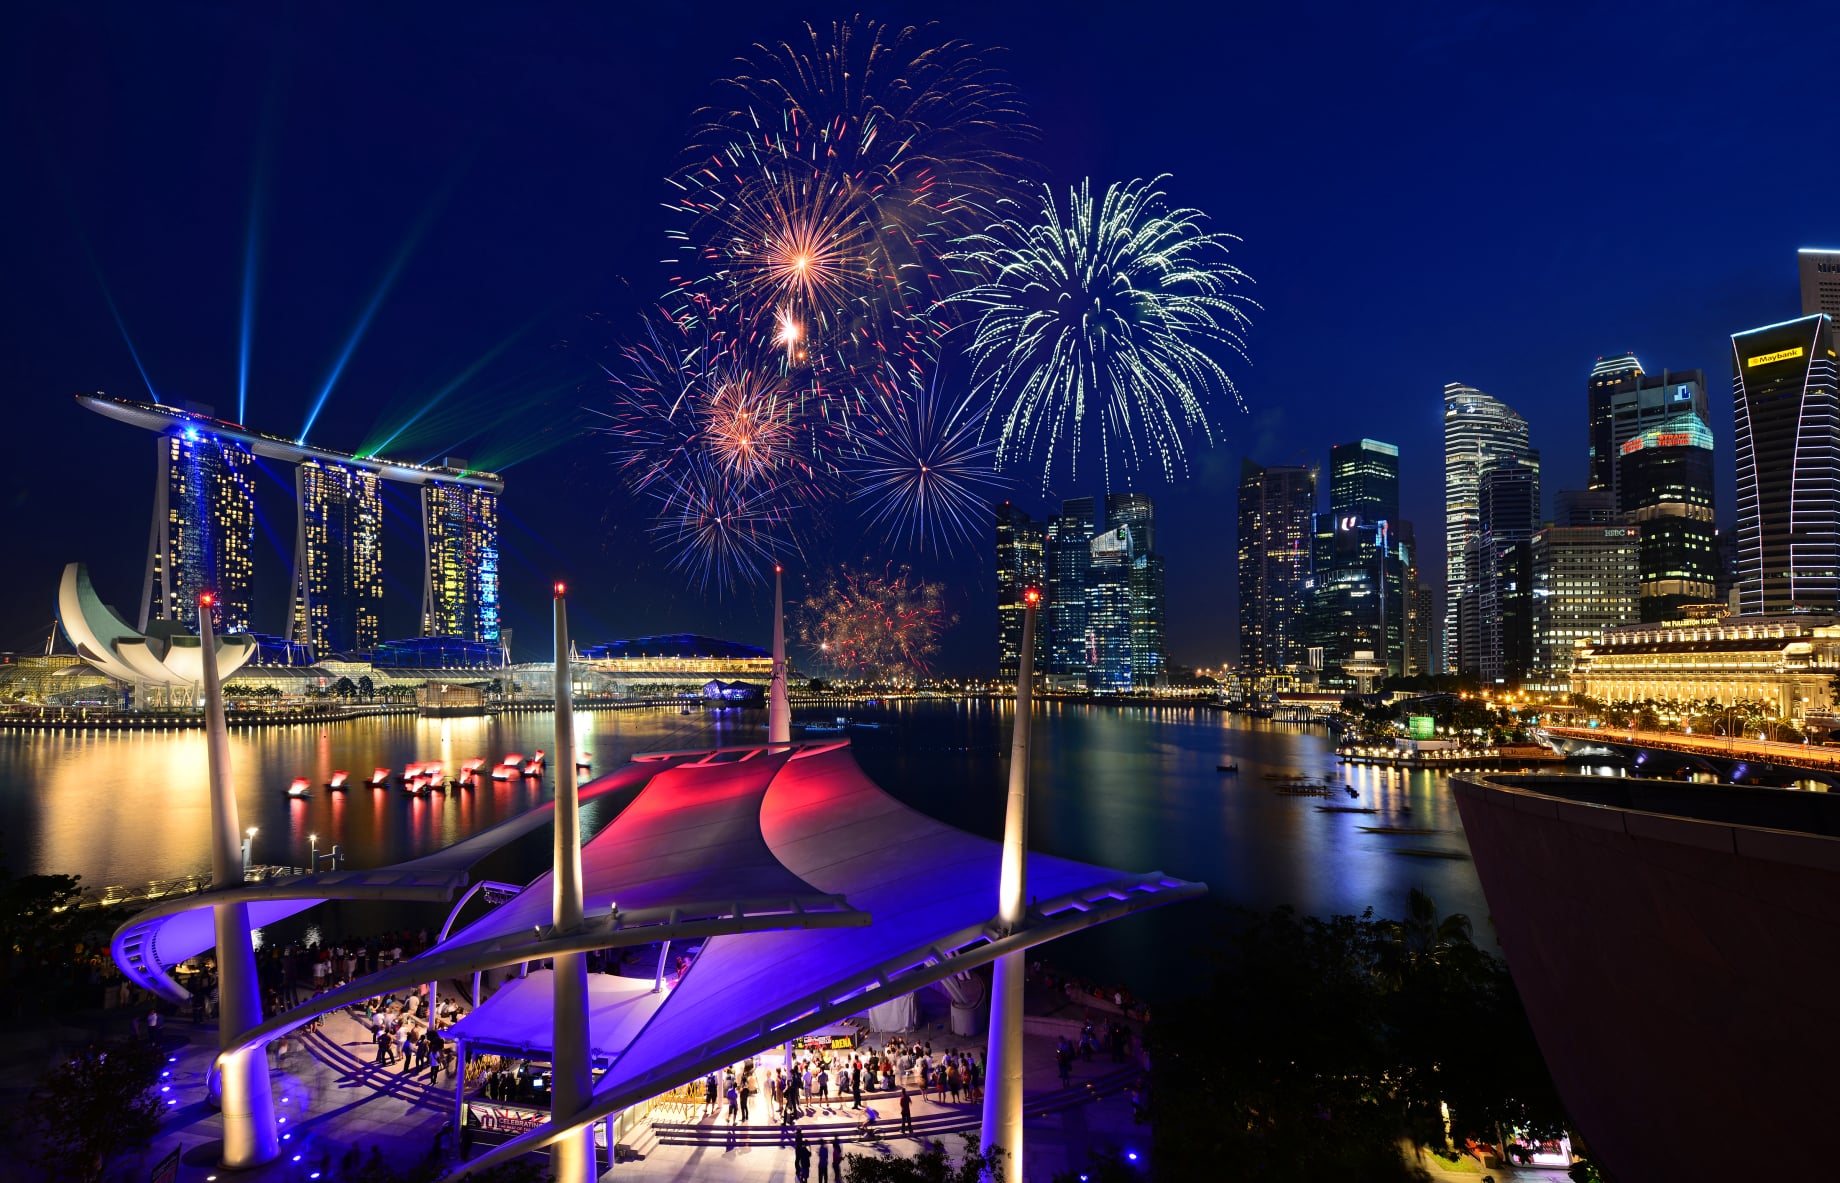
[198,596,279,1169]
[769,565,790,745]
[550,584,595,1182]
[980,587,1038,1176]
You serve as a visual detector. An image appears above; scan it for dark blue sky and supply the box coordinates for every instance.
[4,2,1832,673]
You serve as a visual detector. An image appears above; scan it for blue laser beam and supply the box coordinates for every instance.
[238,195,260,425]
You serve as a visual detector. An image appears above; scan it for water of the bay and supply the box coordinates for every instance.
[0,700,1487,1000]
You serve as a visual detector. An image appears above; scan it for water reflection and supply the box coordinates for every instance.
[1,701,1494,997]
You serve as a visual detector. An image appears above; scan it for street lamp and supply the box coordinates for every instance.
[309,833,318,873]
[242,827,258,874]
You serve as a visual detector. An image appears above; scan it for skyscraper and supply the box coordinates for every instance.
[1105,494,1165,688]
[145,425,256,634]
[1587,354,1644,493]
[1532,524,1639,675]
[1800,249,1840,322]
[1329,439,1400,523]
[1237,460,1316,675]
[995,502,1046,681]
[293,459,384,654]
[1617,414,1716,621]
[422,478,501,642]
[1443,385,1533,673]
[1085,525,1133,691]
[1307,439,1409,685]
[1463,454,1541,681]
[1044,497,1095,680]
[1730,314,1840,615]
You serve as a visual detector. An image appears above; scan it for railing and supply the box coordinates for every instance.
[69,863,312,911]
[1544,725,1840,774]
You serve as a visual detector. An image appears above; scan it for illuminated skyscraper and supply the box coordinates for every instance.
[145,423,256,634]
[994,502,1046,681]
[1238,460,1316,675]
[1730,315,1840,615]
[1104,493,1166,688]
[422,478,500,642]
[1086,524,1134,691]
[1587,354,1643,493]
[1044,497,1095,679]
[1329,439,1399,523]
[1618,414,1716,621]
[291,460,384,654]
[1444,385,1532,673]
[1801,249,1840,322]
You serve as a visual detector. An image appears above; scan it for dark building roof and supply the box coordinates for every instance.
[579,634,769,661]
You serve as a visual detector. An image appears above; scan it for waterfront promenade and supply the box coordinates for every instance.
[1544,723,1840,774]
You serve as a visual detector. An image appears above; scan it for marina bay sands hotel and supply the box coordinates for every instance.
[79,394,502,654]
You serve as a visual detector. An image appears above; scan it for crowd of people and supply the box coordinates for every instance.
[1029,958,1153,1023]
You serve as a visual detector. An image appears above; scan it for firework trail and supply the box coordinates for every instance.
[648,450,797,592]
[795,560,955,680]
[850,364,1005,554]
[947,176,1257,491]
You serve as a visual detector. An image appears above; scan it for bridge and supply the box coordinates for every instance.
[1539,725,1840,787]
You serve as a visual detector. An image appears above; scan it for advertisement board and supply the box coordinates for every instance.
[1408,716,1436,740]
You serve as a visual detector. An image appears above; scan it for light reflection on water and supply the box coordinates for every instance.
[0,700,1491,997]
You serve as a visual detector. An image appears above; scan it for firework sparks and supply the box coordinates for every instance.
[795,560,955,681]
[648,452,794,592]
[671,17,1035,371]
[850,366,1005,553]
[948,176,1257,490]
[699,368,798,485]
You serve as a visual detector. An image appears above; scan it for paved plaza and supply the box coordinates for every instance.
[84,992,1148,1183]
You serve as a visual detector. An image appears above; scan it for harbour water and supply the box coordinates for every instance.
[0,700,1488,998]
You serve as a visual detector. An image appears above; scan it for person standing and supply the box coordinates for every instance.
[850,1061,863,1110]
[793,1130,811,1182]
[704,1071,718,1117]
[818,1065,830,1108]
[782,1066,802,1124]
[898,1087,913,1135]
[725,1081,739,1125]
[816,1136,829,1183]
[427,1027,445,1084]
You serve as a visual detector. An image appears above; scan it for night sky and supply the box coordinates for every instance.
[5,2,1834,674]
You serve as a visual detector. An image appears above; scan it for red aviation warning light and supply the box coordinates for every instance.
[198,591,216,608]
[1023,587,1042,607]
[553,581,567,598]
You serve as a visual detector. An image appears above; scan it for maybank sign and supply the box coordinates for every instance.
[1747,346,1805,368]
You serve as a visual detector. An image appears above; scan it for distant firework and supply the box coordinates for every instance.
[670,16,1035,374]
[699,367,799,486]
[948,177,1257,490]
[648,451,795,592]
[795,560,955,680]
[850,365,1004,554]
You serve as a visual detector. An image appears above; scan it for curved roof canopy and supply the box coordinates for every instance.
[113,741,1204,1169]
[57,562,255,687]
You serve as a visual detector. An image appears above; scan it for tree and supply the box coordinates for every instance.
[0,857,94,1014]
[333,676,357,699]
[24,1038,166,1183]
[841,1134,1005,1183]
[358,675,375,700]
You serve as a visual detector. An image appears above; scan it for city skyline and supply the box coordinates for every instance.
[5,4,1838,674]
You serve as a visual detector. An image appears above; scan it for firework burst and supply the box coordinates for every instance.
[948,176,1257,490]
[648,452,795,592]
[699,367,798,485]
[850,366,1005,554]
[795,560,955,681]
[671,17,1035,372]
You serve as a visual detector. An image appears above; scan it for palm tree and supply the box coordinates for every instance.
[1377,888,1475,984]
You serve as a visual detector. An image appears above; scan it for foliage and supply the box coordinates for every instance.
[841,1134,1005,1183]
[0,852,100,1015]
[1149,901,1567,1182]
[23,1038,166,1183]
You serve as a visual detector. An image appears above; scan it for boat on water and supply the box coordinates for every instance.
[287,777,310,798]
[1393,848,1469,861]
[1315,805,1379,814]
[1218,762,1239,773]
[327,770,348,791]
[366,767,391,788]
[803,717,849,734]
[1357,825,1442,836]
[1274,785,1335,797]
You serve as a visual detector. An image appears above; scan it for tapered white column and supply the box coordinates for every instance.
[549,583,594,1182]
[769,564,790,745]
[198,595,278,1169]
[981,587,1039,1175]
